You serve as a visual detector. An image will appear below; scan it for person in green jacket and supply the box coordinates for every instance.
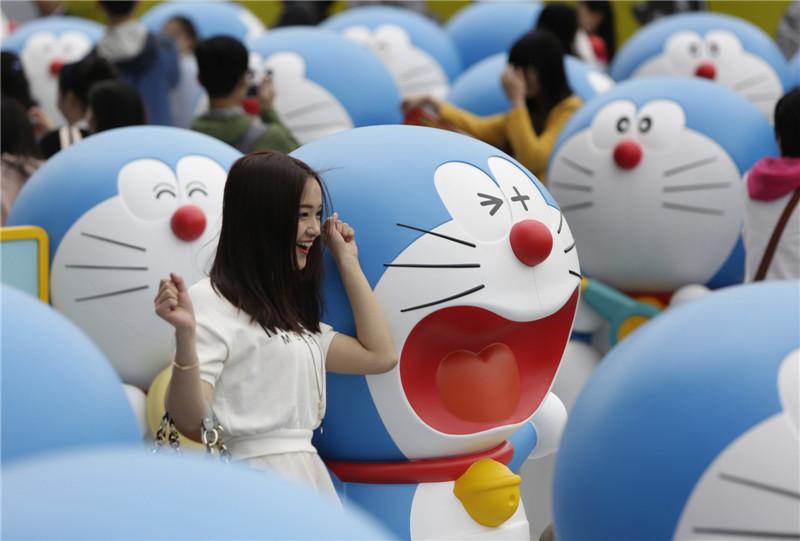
[191,36,299,154]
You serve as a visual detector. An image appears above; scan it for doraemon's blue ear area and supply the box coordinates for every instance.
[0,16,104,53]
[139,1,265,42]
[553,281,800,541]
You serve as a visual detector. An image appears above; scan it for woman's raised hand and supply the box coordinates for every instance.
[322,212,357,262]
[154,272,195,332]
[501,65,527,108]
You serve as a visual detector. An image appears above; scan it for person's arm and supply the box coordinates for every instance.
[323,213,398,375]
[506,96,582,180]
[257,74,300,152]
[154,273,213,440]
[402,94,507,147]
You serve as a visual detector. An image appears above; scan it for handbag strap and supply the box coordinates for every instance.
[754,188,800,281]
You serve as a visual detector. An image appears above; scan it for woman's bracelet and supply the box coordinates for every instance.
[172,360,199,371]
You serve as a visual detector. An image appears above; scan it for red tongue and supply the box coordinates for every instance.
[436,343,520,423]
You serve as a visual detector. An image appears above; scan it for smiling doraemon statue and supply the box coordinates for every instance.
[609,12,792,122]
[293,125,581,539]
[1,16,104,125]
[321,5,462,100]
[6,126,241,390]
[552,280,800,540]
[247,27,402,146]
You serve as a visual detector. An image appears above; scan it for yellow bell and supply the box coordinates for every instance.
[453,458,521,528]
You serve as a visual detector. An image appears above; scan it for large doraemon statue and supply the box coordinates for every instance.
[609,12,792,122]
[548,76,777,298]
[321,5,462,100]
[553,280,800,540]
[140,0,266,43]
[247,27,402,146]
[293,125,581,539]
[6,126,241,390]
[445,1,543,70]
[447,52,613,117]
[1,16,104,125]
[2,285,142,463]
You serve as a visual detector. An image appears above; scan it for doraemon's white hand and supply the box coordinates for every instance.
[154,272,196,332]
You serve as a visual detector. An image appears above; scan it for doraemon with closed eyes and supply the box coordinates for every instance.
[320,5,462,100]
[6,126,241,390]
[553,280,800,540]
[548,76,777,298]
[609,12,792,122]
[247,27,402,146]
[292,125,581,539]
[1,16,104,125]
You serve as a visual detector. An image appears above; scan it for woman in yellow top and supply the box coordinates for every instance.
[402,30,582,184]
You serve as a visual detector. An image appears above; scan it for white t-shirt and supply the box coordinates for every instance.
[189,278,337,460]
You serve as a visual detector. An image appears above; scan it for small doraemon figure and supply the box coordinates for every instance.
[321,5,462,100]
[609,12,793,122]
[445,1,544,70]
[6,126,241,390]
[247,27,402,146]
[548,76,777,298]
[140,1,266,44]
[447,52,614,117]
[1,16,104,125]
[292,124,581,539]
[552,280,800,540]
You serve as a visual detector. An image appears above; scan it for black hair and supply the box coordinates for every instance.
[579,1,616,59]
[775,87,800,158]
[98,1,136,16]
[58,56,118,107]
[165,16,198,45]
[1,52,36,109]
[87,80,148,133]
[209,150,331,334]
[1,97,42,158]
[535,3,577,56]
[194,35,249,98]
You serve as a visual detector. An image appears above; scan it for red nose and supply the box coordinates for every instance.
[695,62,716,80]
[50,59,65,76]
[613,139,643,170]
[171,205,206,242]
[510,220,552,267]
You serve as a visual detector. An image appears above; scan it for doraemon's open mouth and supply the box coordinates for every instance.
[400,287,579,435]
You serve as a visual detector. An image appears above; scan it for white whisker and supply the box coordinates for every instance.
[384,263,480,268]
[398,64,436,79]
[282,100,336,119]
[401,80,448,92]
[65,264,148,271]
[742,93,780,103]
[663,156,717,177]
[662,182,731,193]
[733,72,770,91]
[396,223,476,248]
[663,202,724,216]
[692,526,800,539]
[561,202,593,212]
[719,473,800,500]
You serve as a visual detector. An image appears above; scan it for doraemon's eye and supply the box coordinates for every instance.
[704,30,743,62]
[175,156,226,216]
[665,31,705,68]
[118,159,180,221]
[434,161,511,242]
[373,24,412,55]
[590,100,636,150]
[489,156,551,224]
[342,25,372,47]
[21,32,57,63]
[635,100,685,150]
[57,32,93,61]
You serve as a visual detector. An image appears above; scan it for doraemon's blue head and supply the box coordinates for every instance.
[447,52,613,116]
[547,76,777,295]
[247,27,402,146]
[445,1,544,70]
[790,50,800,87]
[321,5,462,100]
[293,125,580,462]
[140,1,265,43]
[553,280,800,540]
[609,12,792,122]
[1,16,104,124]
[7,126,241,390]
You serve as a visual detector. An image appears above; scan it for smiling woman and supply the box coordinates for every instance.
[154,150,397,502]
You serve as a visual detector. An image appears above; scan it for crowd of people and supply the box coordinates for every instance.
[2,0,798,511]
